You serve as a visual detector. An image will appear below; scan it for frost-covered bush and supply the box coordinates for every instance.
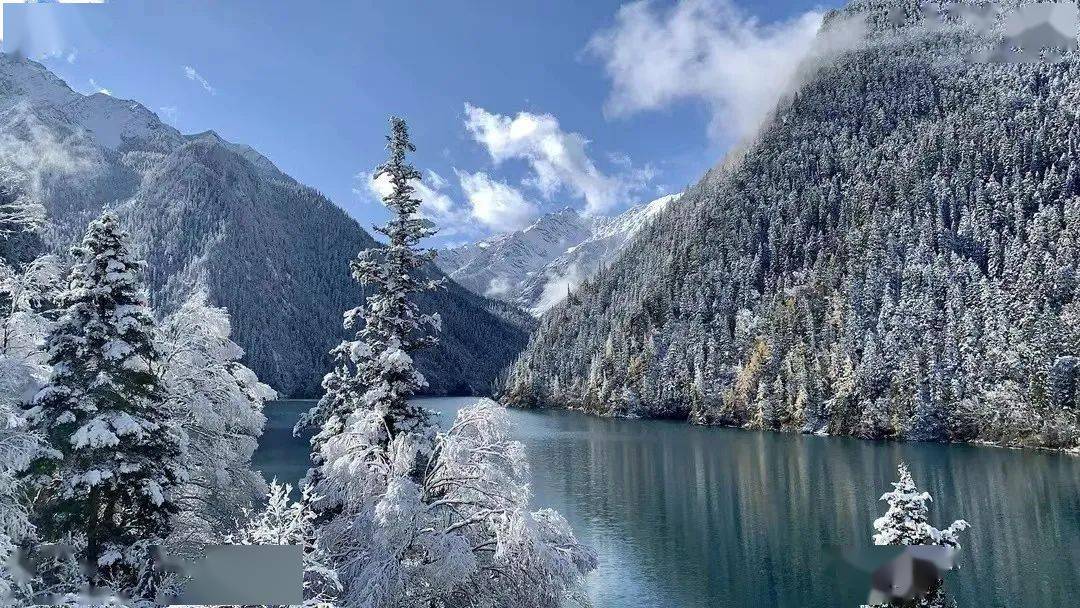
[0,171,56,598]
[159,292,274,550]
[0,356,41,600]
[316,399,596,608]
[227,480,340,608]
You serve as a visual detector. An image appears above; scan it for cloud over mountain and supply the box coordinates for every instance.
[588,0,823,142]
[463,103,651,215]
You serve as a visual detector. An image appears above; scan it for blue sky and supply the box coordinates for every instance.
[2,0,839,245]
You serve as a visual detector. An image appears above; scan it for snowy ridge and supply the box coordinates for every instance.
[438,208,593,304]
[0,54,182,152]
[438,193,681,316]
[185,130,287,180]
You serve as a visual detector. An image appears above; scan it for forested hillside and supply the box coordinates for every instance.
[0,54,528,396]
[501,0,1080,448]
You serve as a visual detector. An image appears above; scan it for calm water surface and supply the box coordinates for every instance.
[253,397,1080,608]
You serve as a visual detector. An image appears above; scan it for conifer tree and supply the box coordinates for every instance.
[299,118,594,608]
[25,212,186,592]
[869,463,970,607]
[299,116,442,490]
[873,463,969,547]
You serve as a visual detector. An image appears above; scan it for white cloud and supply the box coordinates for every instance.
[587,0,824,141]
[183,65,216,95]
[88,77,110,96]
[464,103,648,215]
[357,169,468,233]
[424,168,449,192]
[158,106,179,124]
[357,167,540,236]
[531,263,585,315]
[39,47,77,63]
[457,170,538,232]
[484,276,512,298]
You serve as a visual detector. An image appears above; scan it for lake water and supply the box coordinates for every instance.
[253,397,1080,607]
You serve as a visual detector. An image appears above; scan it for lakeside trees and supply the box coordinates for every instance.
[0,117,595,606]
[294,117,595,607]
[0,201,273,604]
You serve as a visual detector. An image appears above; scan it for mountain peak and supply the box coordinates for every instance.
[186,129,286,180]
[189,129,224,141]
[438,193,682,315]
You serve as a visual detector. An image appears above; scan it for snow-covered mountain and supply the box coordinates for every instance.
[500,0,1080,450]
[0,52,529,397]
[438,193,681,316]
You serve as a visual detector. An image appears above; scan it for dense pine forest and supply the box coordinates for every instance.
[501,0,1080,449]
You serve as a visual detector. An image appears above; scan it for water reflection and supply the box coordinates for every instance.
[255,399,1080,607]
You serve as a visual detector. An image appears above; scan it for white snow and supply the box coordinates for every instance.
[71,418,120,449]
[437,193,682,315]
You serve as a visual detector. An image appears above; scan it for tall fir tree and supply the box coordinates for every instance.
[299,116,442,491]
[296,118,595,607]
[296,115,442,602]
[25,212,186,592]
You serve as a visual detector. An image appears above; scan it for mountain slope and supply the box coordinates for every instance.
[0,53,528,397]
[438,209,592,308]
[438,194,680,315]
[500,1,1080,449]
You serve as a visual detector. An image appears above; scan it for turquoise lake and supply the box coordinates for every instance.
[253,397,1080,607]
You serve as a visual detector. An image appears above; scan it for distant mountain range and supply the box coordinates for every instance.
[437,193,681,315]
[0,52,529,397]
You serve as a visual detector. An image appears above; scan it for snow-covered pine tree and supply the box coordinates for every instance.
[300,118,595,607]
[24,212,187,595]
[872,463,968,547]
[159,292,274,551]
[298,115,442,601]
[869,462,970,607]
[299,115,442,495]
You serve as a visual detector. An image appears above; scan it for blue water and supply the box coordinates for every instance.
[253,397,1080,607]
